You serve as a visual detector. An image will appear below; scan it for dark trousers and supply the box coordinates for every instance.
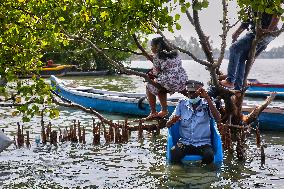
[171,143,214,164]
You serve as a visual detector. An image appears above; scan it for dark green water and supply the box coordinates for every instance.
[0,60,284,188]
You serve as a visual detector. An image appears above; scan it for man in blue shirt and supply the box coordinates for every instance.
[166,80,221,164]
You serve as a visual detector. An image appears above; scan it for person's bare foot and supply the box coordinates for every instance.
[144,112,158,120]
[220,80,234,89]
[242,115,248,123]
[156,111,168,118]
[143,111,168,120]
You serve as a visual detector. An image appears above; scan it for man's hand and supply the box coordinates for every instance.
[232,26,245,43]
[196,87,210,100]
[166,115,180,128]
[232,31,240,43]
[258,28,276,38]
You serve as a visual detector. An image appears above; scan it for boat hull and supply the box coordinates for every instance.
[51,75,177,116]
[246,81,284,99]
[64,70,109,77]
[40,65,76,77]
[50,76,284,131]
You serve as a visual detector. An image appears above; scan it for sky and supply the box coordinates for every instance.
[163,0,284,50]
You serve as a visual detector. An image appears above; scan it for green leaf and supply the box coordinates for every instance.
[104,31,112,37]
[23,116,30,122]
[181,6,187,13]
[168,25,174,33]
[175,23,181,30]
[202,0,209,8]
[185,2,191,8]
[174,14,180,21]
[58,17,65,22]
[100,11,109,19]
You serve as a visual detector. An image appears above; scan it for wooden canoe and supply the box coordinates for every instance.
[50,76,284,131]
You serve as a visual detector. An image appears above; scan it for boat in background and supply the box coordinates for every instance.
[246,79,284,99]
[64,70,109,77]
[128,69,284,99]
[50,76,284,131]
[128,67,150,73]
[40,65,77,77]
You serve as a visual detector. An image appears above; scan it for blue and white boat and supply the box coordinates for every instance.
[50,76,284,131]
[246,79,284,99]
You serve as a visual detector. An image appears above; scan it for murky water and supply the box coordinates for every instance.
[1,59,284,188]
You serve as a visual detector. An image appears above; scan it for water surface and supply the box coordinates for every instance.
[1,59,284,188]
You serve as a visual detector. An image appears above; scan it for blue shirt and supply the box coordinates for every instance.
[171,98,212,146]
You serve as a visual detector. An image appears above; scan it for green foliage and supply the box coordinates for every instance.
[1,0,282,123]
[237,0,284,16]
[0,0,183,121]
[193,0,209,11]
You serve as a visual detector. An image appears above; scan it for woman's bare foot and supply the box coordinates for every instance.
[220,80,234,89]
[144,112,158,120]
[156,111,168,118]
[144,111,168,120]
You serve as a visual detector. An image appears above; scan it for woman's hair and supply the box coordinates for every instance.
[151,37,178,60]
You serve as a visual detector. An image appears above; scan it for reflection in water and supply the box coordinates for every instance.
[1,59,284,188]
[1,118,284,188]
[62,75,146,93]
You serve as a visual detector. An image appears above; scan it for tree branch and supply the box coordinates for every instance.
[190,0,229,92]
[51,92,163,131]
[132,34,153,61]
[244,92,276,124]
[97,38,144,55]
[0,97,37,107]
[192,0,214,64]
[43,48,93,55]
[215,0,229,68]
[65,33,165,91]
[103,46,143,55]
[269,23,284,37]
[184,8,195,26]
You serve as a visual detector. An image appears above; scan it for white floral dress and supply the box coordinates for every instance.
[147,55,188,95]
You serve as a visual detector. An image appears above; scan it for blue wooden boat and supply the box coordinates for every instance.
[166,119,223,164]
[50,75,179,116]
[64,70,109,77]
[50,76,284,131]
[246,79,284,99]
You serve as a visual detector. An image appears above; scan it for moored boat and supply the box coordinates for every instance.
[128,67,150,73]
[64,70,109,77]
[246,79,284,99]
[166,119,223,164]
[50,76,284,131]
[40,65,76,77]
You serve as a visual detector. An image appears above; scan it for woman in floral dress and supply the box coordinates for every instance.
[145,37,188,119]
